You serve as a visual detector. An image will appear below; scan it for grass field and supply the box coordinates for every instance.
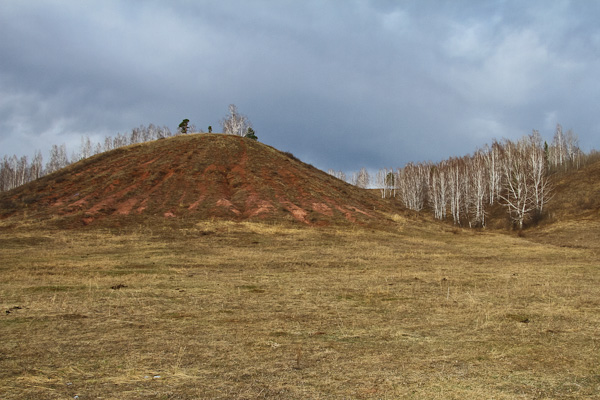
[1,217,599,399]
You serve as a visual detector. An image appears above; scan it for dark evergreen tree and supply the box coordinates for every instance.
[178,119,190,134]
[245,127,258,141]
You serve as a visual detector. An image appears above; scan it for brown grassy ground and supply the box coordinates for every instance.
[1,216,599,399]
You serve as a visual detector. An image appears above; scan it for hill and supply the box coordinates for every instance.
[527,158,600,250]
[547,159,600,221]
[0,134,394,227]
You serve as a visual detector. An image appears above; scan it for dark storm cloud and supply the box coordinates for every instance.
[1,1,599,173]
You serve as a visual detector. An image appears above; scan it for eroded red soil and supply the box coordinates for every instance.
[0,134,390,226]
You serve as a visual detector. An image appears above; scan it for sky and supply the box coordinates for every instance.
[1,0,599,173]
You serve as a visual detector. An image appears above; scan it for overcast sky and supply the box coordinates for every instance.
[1,1,599,173]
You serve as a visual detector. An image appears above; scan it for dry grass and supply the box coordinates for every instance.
[1,219,599,399]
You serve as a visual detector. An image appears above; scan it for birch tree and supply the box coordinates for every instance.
[564,129,582,169]
[353,167,370,188]
[374,168,395,198]
[221,104,252,136]
[79,135,93,160]
[526,131,553,217]
[429,162,448,220]
[447,159,463,225]
[30,151,43,181]
[483,141,502,204]
[45,144,69,174]
[499,139,534,229]
[468,152,488,227]
[398,163,429,211]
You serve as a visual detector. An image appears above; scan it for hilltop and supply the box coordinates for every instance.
[0,134,395,228]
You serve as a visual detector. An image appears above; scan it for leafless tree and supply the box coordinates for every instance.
[397,163,429,211]
[103,136,114,152]
[130,126,143,144]
[483,141,502,204]
[564,129,582,169]
[221,104,252,136]
[45,144,69,174]
[351,167,370,188]
[336,170,347,182]
[0,155,19,191]
[447,159,463,225]
[550,123,566,169]
[328,169,348,183]
[374,168,396,198]
[30,151,44,181]
[429,161,448,220]
[467,152,488,227]
[78,135,93,160]
[498,138,536,229]
[526,131,553,217]
[93,142,102,156]
[547,124,583,171]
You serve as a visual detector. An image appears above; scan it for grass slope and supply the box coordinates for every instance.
[1,219,599,399]
[527,160,600,251]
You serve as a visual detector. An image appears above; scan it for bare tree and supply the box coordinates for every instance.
[352,167,370,188]
[467,152,488,227]
[93,142,102,156]
[130,126,144,144]
[429,161,448,220]
[30,151,43,181]
[447,159,463,225]
[0,155,17,191]
[550,123,565,169]
[385,169,396,197]
[499,139,535,229]
[526,131,553,217]
[564,129,582,169]
[376,168,388,198]
[221,104,252,136]
[328,169,348,182]
[483,141,502,204]
[336,170,347,182]
[397,163,429,211]
[45,144,69,174]
[79,135,93,160]
[103,136,114,152]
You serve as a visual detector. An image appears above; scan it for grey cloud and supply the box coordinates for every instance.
[1,1,599,171]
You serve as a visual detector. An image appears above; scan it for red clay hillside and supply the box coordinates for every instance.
[0,134,393,227]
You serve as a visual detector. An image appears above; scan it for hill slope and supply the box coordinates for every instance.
[547,159,600,221]
[526,159,600,250]
[0,134,392,227]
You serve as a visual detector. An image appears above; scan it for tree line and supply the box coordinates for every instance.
[0,104,255,192]
[337,124,594,229]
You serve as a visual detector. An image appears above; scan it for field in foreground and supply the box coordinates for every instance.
[1,218,599,399]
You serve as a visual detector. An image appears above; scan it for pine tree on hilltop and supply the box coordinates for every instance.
[178,119,190,134]
[245,127,258,141]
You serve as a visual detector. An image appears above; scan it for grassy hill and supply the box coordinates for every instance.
[525,159,600,251]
